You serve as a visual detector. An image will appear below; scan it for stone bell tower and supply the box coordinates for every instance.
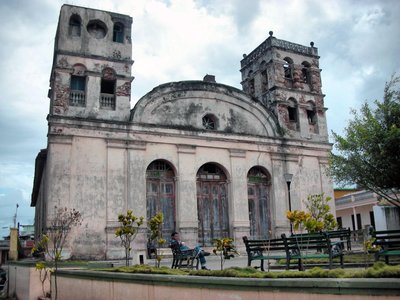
[240,31,328,141]
[48,4,133,121]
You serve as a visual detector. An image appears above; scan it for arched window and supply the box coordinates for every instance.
[100,68,116,110]
[87,20,107,39]
[302,61,311,84]
[113,22,124,43]
[246,70,255,96]
[247,167,271,239]
[306,101,317,125]
[287,98,298,122]
[283,57,293,79]
[69,14,81,37]
[146,160,176,240]
[69,64,86,107]
[202,114,217,130]
[260,61,268,92]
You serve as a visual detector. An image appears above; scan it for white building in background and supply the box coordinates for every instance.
[335,190,378,231]
[31,4,334,261]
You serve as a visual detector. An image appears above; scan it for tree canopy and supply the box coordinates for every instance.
[328,75,400,207]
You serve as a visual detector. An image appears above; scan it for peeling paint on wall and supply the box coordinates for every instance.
[116,82,131,96]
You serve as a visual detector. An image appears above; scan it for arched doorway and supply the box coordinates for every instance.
[196,163,229,246]
[247,166,271,239]
[146,160,176,238]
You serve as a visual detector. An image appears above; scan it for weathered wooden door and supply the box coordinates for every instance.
[247,167,271,239]
[146,160,175,238]
[197,163,229,246]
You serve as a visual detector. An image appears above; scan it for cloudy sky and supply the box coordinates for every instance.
[0,0,399,238]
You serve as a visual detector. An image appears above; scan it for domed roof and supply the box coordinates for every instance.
[130,80,279,137]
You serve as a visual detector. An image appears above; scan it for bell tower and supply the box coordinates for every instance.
[240,31,328,141]
[48,5,133,121]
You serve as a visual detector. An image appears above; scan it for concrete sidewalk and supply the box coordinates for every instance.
[155,243,366,271]
[157,254,252,271]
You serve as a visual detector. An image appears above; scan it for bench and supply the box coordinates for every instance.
[242,236,288,271]
[372,229,400,264]
[282,233,344,271]
[170,242,199,270]
[292,228,352,251]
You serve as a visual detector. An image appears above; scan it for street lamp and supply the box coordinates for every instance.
[284,173,293,234]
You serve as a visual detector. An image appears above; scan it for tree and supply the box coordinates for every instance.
[32,206,82,300]
[115,210,144,266]
[328,74,400,207]
[287,193,337,233]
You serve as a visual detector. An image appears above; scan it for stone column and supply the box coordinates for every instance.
[176,145,198,246]
[9,228,18,261]
[229,149,250,243]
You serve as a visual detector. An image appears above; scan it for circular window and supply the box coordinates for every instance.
[87,20,107,39]
[202,114,217,130]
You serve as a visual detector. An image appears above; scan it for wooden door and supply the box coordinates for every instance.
[197,164,229,246]
[146,161,175,238]
[247,167,271,239]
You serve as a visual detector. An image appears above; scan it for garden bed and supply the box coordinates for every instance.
[103,262,400,278]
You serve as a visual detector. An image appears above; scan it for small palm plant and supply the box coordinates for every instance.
[115,210,144,266]
[363,237,381,268]
[148,212,167,267]
[212,238,239,270]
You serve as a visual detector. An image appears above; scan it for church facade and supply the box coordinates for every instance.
[31,4,334,261]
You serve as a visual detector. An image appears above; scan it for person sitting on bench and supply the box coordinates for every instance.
[170,231,210,270]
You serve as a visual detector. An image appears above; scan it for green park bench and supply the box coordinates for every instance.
[242,235,288,271]
[282,232,344,271]
[372,229,400,264]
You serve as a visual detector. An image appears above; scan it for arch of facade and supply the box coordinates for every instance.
[196,162,230,246]
[145,159,177,239]
[247,166,272,239]
[130,81,279,137]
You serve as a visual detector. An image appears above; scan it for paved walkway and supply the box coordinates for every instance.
[155,242,366,271]
[157,254,251,270]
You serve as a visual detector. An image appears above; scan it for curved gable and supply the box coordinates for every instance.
[131,81,279,137]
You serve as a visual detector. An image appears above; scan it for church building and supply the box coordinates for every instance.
[31,4,334,261]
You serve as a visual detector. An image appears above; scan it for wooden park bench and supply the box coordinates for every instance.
[242,236,288,271]
[372,229,400,264]
[282,233,344,271]
[170,242,199,270]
